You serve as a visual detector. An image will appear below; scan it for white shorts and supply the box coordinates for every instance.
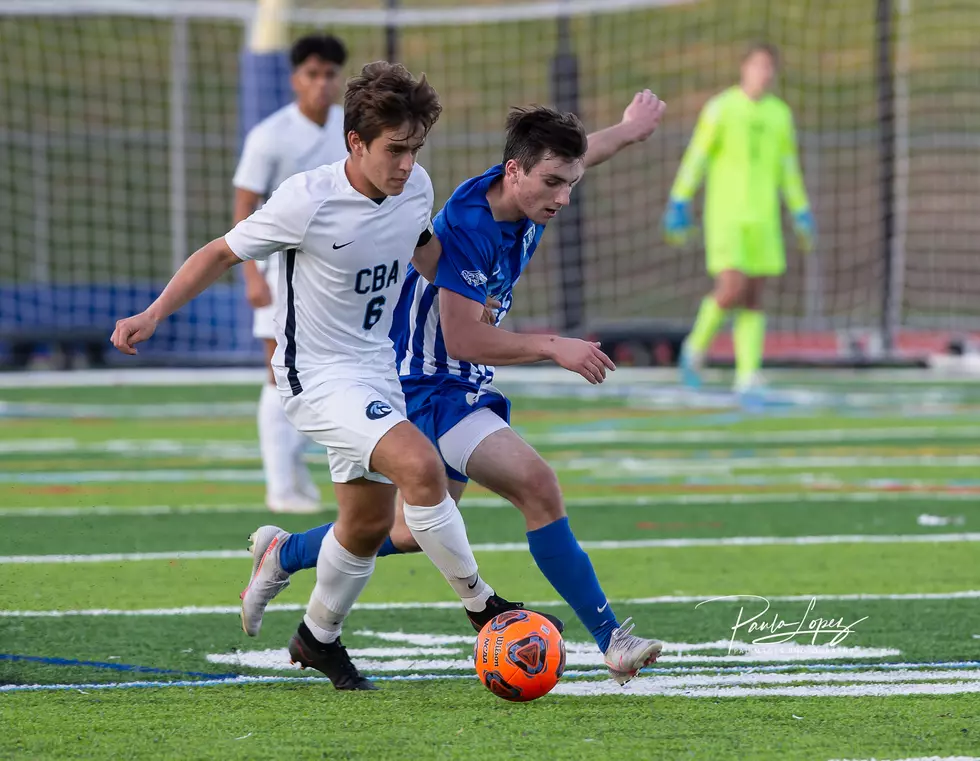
[437,407,510,478]
[281,376,407,484]
[252,255,278,340]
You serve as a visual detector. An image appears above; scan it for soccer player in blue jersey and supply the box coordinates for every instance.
[242,91,667,685]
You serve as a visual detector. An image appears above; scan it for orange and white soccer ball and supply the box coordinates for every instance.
[473,610,566,702]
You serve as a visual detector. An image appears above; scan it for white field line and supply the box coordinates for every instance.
[3,533,979,565]
[828,757,980,761]
[208,637,902,671]
[3,424,980,457]
[2,674,978,698]
[528,426,980,446]
[2,590,978,618]
[552,680,980,698]
[1,490,978,519]
[0,504,284,517]
[560,454,980,475]
[1,366,969,389]
[7,454,980,484]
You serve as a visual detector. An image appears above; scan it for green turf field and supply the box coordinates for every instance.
[1,368,979,760]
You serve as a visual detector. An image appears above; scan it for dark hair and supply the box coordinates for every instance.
[743,41,779,67]
[343,61,442,150]
[502,106,588,172]
[290,34,347,69]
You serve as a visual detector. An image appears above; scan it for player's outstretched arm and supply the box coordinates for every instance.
[584,89,666,169]
[440,289,615,384]
[111,238,242,355]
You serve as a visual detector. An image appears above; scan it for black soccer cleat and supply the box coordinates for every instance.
[288,625,378,691]
[465,594,565,634]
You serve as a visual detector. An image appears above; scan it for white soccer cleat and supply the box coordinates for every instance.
[603,617,663,686]
[734,372,769,411]
[266,492,321,514]
[733,371,767,394]
[240,525,292,637]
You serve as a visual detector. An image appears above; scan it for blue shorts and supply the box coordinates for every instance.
[400,374,511,482]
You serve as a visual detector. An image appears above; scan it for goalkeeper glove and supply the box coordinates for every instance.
[793,209,815,253]
[663,198,695,246]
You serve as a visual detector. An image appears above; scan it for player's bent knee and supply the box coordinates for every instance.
[351,512,396,548]
[514,461,564,523]
[715,290,740,310]
[388,522,421,553]
[394,448,447,505]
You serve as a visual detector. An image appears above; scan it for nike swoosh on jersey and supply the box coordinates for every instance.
[332,241,354,249]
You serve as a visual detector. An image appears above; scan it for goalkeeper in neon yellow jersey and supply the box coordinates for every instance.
[663,43,814,402]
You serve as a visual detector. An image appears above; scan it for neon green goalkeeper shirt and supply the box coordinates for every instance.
[670,86,810,228]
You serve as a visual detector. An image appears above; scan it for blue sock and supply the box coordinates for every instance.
[278,522,403,575]
[526,517,619,653]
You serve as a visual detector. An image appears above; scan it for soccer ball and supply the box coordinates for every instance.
[473,610,566,702]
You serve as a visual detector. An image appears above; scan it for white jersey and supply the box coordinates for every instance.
[233,102,348,296]
[233,102,348,199]
[225,159,434,396]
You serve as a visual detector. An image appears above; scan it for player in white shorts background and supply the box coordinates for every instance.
[111,62,560,691]
[234,34,349,514]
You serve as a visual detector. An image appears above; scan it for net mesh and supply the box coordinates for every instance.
[0,0,977,366]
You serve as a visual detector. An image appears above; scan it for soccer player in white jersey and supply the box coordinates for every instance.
[111,62,559,691]
[235,34,349,514]
[242,94,672,686]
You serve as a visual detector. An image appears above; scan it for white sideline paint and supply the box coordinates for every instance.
[3,491,979,518]
[4,423,980,457]
[0,366,968,389]
[207,640,900,672]
[0,504,282,518]
[3,674,979,698]
[553,681,980,698]
[828,757,980,761]
[8,454,980,484]
[562,454,980,475]
[3,591,978,619]
[4,532,978,564]
[529,426,980,446]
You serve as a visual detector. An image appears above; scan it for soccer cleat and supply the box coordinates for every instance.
[240,525,291,637]
[603,617,663,685]
[465,595,565,634]
[734,372,768,412]
[266,492,321,514]
[288,629,378,691]
[679,344,704,390]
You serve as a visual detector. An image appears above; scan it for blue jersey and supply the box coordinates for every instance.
[391,164,544,386]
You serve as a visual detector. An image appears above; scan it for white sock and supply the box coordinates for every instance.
[304,527,376,644]
[402,493,493,612]
[258,384,304,502]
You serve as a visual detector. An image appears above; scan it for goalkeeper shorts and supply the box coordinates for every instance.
[705,222,785,277]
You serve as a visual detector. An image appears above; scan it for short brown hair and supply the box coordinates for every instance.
[502,106,588,172]
[343,61,442,151]
[743,42,780,67]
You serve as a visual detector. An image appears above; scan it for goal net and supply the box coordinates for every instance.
[0,0,976,367]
